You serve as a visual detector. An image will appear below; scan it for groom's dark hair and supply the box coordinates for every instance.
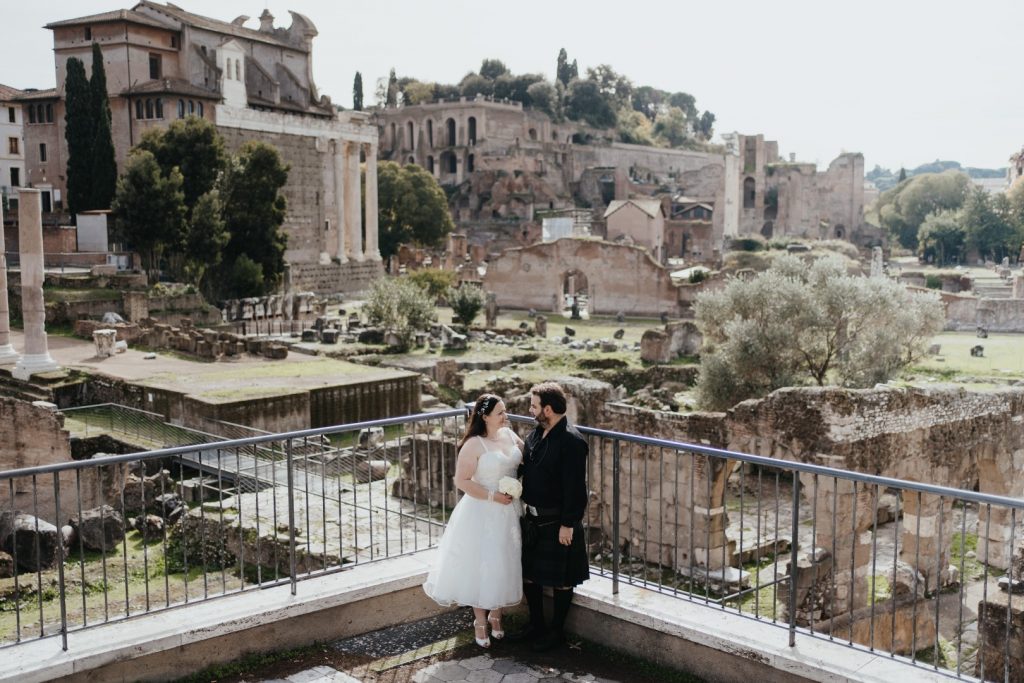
[531,382,567,414]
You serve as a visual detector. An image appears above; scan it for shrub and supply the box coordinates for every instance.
[225,255,265,298]
[364,277,437,351]
[730,236,765,252]
[408,268,456,300]
[688,269,707,284]
[448,283,487,326]
[925,274,942,290]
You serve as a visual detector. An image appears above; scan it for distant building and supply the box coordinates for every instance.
[604,198,666,261]
[21,2,382,292]
[0,84,27,212]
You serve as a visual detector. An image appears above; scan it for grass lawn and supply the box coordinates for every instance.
[908,331,1024,380]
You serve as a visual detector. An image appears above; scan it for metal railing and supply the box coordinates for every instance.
[0,409,466,652]
[1,408,1021,681]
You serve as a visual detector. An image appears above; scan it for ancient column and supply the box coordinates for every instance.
[334,141,348,263]
[344,141,363,261]
[13,189,60,380]
[0,201,20,364]
[363,142,382,261]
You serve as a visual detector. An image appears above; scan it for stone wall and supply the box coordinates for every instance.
[289,258,385,295]
[483,238,684,316]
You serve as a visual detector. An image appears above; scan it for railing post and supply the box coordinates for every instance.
[53,472,68,651]
[788,476,801,647]
[286,438,298,595]
[612,439,620,596]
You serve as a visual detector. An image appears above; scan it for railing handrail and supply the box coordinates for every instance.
[1,408,467,480]
[10,405,1022,510]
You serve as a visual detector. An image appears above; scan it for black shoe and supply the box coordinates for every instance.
[530,630,565,652]
[506,625,546,643]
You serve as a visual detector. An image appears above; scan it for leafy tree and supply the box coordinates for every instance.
[224,254,264,299]
[136,117,227,213]
[479,59,509,80]
[632,86,667,121]
[376,161,454,263]
[219,141,289,296]
[695,254,945,410]
[459,73,493,98]
[363,276,437,351]
[448,283,487,326]
[408,268,456,300]
[493,73,544,105]
[64,57,93,217]
[182,190,228,292]
[917,208,965,265]
[386,68,399,106]
[433,83,461,100]
[402,80,435,105]
[565,80,616,128]
[569,59,579,82]
[89,43,117,210]
[962,186,1019,261]
[111,150,186,283]
[616,107,654,145]
[556,48,573,86]
[695,110,716,140]
[653,106,689,148]
[875,171,970,249]
[353,71,363,111]
[585,64,632,110]
[527,81,559,119]
[668,92,698,121]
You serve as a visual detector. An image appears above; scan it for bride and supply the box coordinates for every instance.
[423,393,524,648]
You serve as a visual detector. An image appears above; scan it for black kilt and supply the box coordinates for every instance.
[522,517,589,587]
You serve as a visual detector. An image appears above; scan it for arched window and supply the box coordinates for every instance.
[528,128,537,141]
[390,122,396,147]
[468,117,477,145]
[446,118,456,146]
[743,177,756,209]
[37,104,45,122]
[427,155,434,174]
[177,99,185,118]
[427,119,433,148]
[136,100,145,119]
[467,153,475,172]
[197,102,204,117]
[155,98,163,118]
[27,105,35,124]
[188,100,195,114]
[406,121,414,150]
[145,98,153,119]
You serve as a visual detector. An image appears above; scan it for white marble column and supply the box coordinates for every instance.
[0,200,20,364]
[13,189,60,380]
[333,140,348,263]
[364,142,381,261]
[344,141,363,261]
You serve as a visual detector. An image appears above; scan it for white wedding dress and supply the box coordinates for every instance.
[423,433,523,609]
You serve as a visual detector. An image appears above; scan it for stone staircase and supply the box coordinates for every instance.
[973,279,1014,299]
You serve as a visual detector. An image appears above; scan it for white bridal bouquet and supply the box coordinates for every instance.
[498,476,522,499]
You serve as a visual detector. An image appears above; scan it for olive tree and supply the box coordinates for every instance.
[695,254,945,410]
[363,277,437,351]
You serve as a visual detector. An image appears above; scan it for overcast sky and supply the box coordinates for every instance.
[2,0,1022,172]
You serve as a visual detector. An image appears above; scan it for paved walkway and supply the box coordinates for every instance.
[222,609,693,683]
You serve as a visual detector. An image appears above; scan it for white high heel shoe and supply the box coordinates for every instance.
[487,614,505,640]
[473,620,491,648]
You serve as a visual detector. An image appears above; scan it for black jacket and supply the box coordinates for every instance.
[521,416,588,528]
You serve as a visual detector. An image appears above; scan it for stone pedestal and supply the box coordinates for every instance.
[0,201,18,364]
[93,329,117,357]
[13,189,60,380]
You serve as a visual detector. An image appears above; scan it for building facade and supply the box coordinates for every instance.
[0,85,27,212]
[21,2,381,292]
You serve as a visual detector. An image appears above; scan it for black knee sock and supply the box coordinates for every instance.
[524,582,546,631]
[551,588,573,633]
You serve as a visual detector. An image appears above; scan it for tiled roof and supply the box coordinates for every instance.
[45,9,174,30]
[13,88,59,101]
[122,78,219,99]
[0,84,24,101]
[603,199,665,219]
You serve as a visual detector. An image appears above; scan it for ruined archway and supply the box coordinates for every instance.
[743,177,756,209]
[468,117,477,145]
[562,269,590,313]
[446,118,457,146]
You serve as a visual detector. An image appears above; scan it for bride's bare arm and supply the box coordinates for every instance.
[505,426,524,450]
[454,442,512,504]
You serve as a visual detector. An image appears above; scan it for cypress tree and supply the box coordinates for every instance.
[89,43,118,210]
[64,57,93,217]
[353,72,363,111]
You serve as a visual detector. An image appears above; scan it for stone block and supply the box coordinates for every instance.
[93,328,117,357]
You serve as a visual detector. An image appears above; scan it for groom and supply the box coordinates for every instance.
[514,381,589,651]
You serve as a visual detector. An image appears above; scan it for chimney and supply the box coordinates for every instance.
[259,9,274,32]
